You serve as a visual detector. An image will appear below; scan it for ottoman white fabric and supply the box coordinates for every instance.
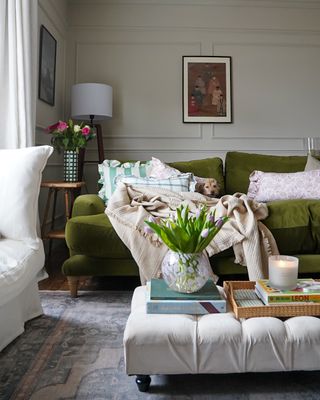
[124,286,320,390]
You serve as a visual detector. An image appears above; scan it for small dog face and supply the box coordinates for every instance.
[196,178,220,198]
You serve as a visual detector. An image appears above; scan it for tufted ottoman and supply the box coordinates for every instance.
[123,285,320,392]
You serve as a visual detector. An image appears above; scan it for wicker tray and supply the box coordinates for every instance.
[223,280,320,319]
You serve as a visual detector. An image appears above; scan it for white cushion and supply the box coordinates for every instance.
[247,169,320,202]
[149,157,181,179]
[0,146,53,247]
[0,238,45,307]
[114,173,196,192]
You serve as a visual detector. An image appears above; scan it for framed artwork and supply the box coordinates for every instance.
[182,56,232,123]
[38,25,57,106]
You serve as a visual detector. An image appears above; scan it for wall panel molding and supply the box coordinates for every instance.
[68,0,320,10]
[74,40,203,139]
[64,1,320,162]
[101,148,307,155]
[70,25,320,37]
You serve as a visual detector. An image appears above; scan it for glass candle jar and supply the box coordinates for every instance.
[268,255,299,291]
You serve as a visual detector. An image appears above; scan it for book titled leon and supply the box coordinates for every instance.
[255,279,320,305]
[146,279,226,314]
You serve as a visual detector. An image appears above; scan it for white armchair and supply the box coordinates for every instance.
[0,146,53,351]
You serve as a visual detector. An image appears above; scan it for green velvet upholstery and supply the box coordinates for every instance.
[169,157,225,194]
[211,254,320,277]
[62,152,320,291]
[72,194,105,217]
[62,255,139,277]
[66,213,131,258]
[263,200,320,254]
[225,151,307,194]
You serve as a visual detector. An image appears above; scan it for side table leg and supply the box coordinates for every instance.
[135,375,151,392]
[41,187,54,239]
[48,188,58,257]
[64,189,71,220]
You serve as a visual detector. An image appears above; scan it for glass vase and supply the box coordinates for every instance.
[63,150,79,182]
[161,250,211,293]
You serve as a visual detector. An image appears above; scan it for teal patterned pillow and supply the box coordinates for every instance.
[114,173,196,193]
[98,160,152,203]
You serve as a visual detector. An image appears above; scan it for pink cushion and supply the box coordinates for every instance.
[149,157,180,179]
[247,169,320,202]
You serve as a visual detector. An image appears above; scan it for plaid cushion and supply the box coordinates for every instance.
[98,160,152,203]
[114,173,196,193]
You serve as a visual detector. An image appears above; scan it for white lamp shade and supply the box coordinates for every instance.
[71,83,113,121]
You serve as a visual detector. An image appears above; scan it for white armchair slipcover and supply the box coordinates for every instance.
[0,146,53,351]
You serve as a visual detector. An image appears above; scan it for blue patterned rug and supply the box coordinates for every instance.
[1,291,320,400]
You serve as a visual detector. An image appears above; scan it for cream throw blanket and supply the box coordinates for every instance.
[105,183,279,284]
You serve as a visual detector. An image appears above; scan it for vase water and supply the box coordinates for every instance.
[161,250,211,293]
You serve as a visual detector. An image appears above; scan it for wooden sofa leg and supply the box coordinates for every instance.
[67,276,80,297]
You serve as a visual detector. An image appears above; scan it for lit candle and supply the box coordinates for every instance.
[268,255,299,291]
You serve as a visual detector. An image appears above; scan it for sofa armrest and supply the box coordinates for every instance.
[72,194,105,217]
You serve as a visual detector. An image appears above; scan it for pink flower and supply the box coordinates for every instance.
[215,217,224,229]
[195,209,201,219]
[46,122,59,132]
[200,228,209,238]
[56,121,68,131]
[81,126,91,136]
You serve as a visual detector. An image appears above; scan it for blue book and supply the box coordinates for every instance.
[146,282,226,315]
[150,278,221,301]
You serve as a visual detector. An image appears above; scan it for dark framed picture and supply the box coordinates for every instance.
[38,25,57,106]
[183,56,232,123]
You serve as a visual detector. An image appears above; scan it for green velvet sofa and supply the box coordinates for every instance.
[62,152,320,296]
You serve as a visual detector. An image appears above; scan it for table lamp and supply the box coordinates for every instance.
[71,83,113,178]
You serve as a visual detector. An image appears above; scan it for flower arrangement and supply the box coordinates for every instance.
[46,119,95,153]
[145,204,228,254]
[145,204,229,293]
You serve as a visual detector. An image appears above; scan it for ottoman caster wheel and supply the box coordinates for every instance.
[135,375,151,392]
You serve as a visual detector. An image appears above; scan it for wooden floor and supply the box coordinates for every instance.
[39,241,140,292]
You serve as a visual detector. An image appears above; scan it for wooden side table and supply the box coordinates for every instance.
[41,181,85,255]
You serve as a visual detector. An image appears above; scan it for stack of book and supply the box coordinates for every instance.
[146,278,226,314]
[255,279,320,305]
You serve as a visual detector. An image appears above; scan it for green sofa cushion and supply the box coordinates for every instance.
[62,255,139,277]
[225,152,307,194]
[72,194,105,217]
[169,157,225,195]
[211,253,320,277]
[65,213,132,259]
[310,201,320,250]
[264,200,320,254]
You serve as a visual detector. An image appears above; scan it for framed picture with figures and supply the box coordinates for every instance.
[182,56,232,123]
[38,25,57,106]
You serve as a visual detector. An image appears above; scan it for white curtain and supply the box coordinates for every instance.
[0,0,37,149]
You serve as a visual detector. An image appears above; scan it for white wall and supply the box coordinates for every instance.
[36,0,68,229]
[37,0,320,194]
